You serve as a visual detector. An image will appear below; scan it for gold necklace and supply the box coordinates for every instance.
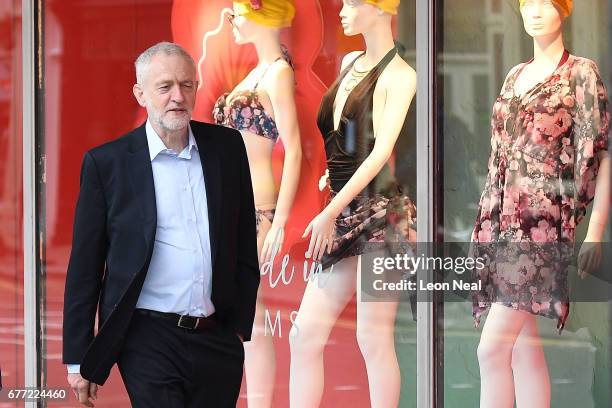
[343,60,372,92]
[352,56,371,74]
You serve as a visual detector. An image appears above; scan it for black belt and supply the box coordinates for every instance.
[136,309,217,330]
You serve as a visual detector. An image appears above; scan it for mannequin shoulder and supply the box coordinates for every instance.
[267,58,294,76]
[570,56,602,77]
[340,50,365,71]
[379,56,416,92]
[261,60,295,90]
[504,63,524,81]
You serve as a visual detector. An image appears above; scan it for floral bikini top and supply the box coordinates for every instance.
[212,57,286,141]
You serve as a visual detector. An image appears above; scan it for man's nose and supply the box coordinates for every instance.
[170,85,185,103]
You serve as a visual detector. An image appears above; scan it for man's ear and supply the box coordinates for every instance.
[133,83,146,107]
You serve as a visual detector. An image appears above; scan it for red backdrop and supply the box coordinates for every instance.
[40,1,383,406]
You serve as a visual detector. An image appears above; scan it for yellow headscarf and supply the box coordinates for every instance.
[364,0,400,15]
[519,0,573,18]
[233,0,295,28]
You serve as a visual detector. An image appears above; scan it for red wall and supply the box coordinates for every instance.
[41,1,380,406]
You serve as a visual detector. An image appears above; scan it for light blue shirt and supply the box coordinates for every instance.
[136,120,215,316]
[68,120,214,374]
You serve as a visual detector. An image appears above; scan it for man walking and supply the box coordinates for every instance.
[63,42,259,407]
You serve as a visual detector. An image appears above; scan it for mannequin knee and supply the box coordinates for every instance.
[356,325,394,360]
[289,323,326,358]
[477,338,513,369]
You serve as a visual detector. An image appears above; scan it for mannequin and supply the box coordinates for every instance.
[471,1,610,407]
[211,1,302,406]
[289,1,416,407]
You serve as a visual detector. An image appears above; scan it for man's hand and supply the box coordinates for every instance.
[67,373,98,407]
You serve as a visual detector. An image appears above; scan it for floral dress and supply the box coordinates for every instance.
[471,53,610,332]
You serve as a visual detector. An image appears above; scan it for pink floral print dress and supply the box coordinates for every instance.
[471,53,610,332]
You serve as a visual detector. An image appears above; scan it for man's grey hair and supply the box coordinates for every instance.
[134,42,196,84]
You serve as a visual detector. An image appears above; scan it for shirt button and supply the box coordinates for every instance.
[182,185,188,191]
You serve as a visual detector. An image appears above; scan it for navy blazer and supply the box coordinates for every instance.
[62,120,259,385]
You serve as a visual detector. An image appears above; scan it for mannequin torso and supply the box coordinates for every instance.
[214,59,291,207]
[332,51,415,141]
[512,46,566,98]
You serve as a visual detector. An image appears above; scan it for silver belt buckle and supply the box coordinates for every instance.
[177,314,200,329]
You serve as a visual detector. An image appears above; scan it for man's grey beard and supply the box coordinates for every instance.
[148,105,191,132]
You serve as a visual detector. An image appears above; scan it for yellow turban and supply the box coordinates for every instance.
[364,0,400,15]
[519,0,573,18]
[233,0,295,28]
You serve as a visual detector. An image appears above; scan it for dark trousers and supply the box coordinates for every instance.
[117,312,244,407]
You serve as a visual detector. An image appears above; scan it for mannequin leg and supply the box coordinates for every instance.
[477,303,529,408]
[243,296,276,407]
[243,214,276,408]
[512,315,550,408]
[289,256,358,408]
[355,257,401,408]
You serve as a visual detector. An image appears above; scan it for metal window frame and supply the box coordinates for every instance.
[23,0,37,390]
[19,1,440,407]
[23,0,42,406]
[415,1,436,407]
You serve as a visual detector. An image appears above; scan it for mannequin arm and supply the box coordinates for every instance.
[585,152,610,241]
[266,63,301,228]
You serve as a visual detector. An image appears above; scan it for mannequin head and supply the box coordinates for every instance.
[519,0,571,38]
[230,0,295,44]
[339,0,398,36]
[364,0,400,15]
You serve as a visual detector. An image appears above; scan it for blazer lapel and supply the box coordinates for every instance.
[193,124,221,268]
[127,124,157,253]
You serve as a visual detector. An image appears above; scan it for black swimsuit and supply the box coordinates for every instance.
[316,47,416,270]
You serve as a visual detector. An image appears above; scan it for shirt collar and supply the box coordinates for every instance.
[145,119,198,161]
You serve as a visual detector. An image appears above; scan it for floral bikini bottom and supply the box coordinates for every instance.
[255,208,276,236]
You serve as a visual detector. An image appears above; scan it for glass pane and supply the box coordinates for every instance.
[41,1,177,406]
[437,1,611,407]
[41,1,417,407]
[0,0,24,398]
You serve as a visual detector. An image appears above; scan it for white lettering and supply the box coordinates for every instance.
[264,309,282,337]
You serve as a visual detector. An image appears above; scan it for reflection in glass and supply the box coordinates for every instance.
[38,0,418,406]
[437,1,611,407]
[206,1,302,405]
[291,1,417,407]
